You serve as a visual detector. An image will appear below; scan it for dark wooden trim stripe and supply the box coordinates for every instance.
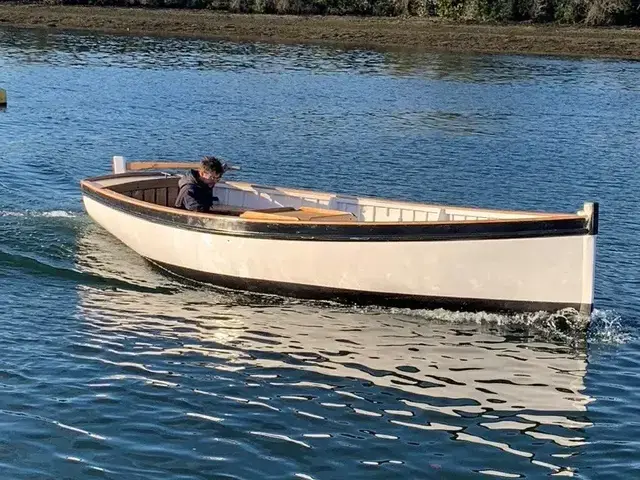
[127,161,201,171]
[84,171,174,182]
[147,258,591,315]
[81,183,589,242]
[589,202,599,235]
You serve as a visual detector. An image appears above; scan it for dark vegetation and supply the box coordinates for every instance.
[24,0,640,25]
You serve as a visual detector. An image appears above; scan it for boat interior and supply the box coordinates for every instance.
[93,173,569,224]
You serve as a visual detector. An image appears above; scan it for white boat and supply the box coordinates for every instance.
[80,156,599,315]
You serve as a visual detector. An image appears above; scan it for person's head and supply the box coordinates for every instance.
[199,156,224,186]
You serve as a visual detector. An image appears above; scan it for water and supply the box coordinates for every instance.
[1,26,639,479]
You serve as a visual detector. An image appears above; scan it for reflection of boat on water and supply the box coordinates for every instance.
[74,224,594,477]
[74,223,593,416]
[80,157,599,315]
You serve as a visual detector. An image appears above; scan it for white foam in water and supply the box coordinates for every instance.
[42,210,77,218]
[351,304,593,341]
[0,210,79,218]
[397,306,588,328]
[0,211,26,217]
[588,309,632,345]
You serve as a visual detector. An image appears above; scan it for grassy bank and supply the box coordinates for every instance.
[1,4,640,58]
[7,0,640,25]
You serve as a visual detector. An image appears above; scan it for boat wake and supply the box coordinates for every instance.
[350,304,630,347]
[0,248,177,294]
[186,288,621,347]
[385,305,590,337]
[587,308,632,345]
[0,208,180,292]
[0,209,81,218]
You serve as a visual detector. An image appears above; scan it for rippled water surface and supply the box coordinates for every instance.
[1,27,639,479]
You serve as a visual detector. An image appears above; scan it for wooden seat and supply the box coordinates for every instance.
[240,206,356,222]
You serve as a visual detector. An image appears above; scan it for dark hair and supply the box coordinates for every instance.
[200,156,224,176]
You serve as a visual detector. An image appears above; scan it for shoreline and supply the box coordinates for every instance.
[1,4,640,59]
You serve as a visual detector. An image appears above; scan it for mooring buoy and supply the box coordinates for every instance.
[0,89,6,107]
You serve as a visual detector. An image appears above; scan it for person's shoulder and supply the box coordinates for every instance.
[178,169,200,188]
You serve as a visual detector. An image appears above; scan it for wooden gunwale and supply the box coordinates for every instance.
[80,176,584,227]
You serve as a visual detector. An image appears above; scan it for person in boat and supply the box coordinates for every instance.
[175,156,225,212]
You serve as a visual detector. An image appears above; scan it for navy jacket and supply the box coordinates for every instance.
[174,169,216,212]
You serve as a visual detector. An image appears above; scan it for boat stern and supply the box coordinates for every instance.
[579,201,599,316]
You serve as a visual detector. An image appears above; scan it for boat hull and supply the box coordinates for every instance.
[81,194,595,315]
